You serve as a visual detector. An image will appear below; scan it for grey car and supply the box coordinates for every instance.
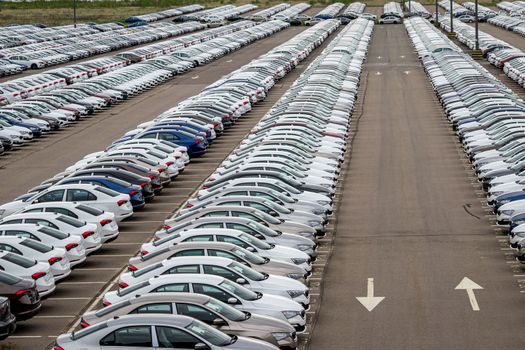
[128,241,307,281]
[55,314,279,350]
[80,293,297,349]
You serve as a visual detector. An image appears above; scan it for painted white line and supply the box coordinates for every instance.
[191,75,199,79]
[105,242,144,245]
[9,336,43,338]
[125,220,163,224]
[136,211,172,214]
[226,59,232,62]
[34,315,75,318]
[60,281,106,285]
[76,268,121,271]
[90,254,134,257]
[47,297,91,301]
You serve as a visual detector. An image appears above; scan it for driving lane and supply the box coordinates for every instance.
[309,24,525,350]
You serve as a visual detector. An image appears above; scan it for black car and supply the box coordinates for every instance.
[0,297,16,340]
[0,270,41,321]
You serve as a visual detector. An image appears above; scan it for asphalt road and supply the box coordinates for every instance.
[308,24,525,350]
[0,21,341,350]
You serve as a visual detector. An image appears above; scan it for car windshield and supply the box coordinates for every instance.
[239,233,271,250]
[76,204,103,216]
[252,210,280,224]
[246,221,278,237]
[227,261,265,281]
[218,280,258,301]
[204,299,247,321]
[185,320,232,346]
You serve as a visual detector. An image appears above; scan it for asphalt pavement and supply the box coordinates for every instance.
[308,24,525,350]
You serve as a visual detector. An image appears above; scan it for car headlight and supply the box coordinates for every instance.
[287,290,305,298]
[308,220,322,227]
[320,183,331,188]
[491,191,504,197]
[282,310,301,319]
[297,244,313,251]
[501,210,514,216]
[297,231,314,238]
[291,258,308,265]
[312,208,325,215]
[272,332,291,341]
[287,273,305,280]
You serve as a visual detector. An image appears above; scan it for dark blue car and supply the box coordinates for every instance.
[135,128,207,157]
[0,115,42,138]
[493,190,525,212]
[56,176,146,210]
[153,121,214,143]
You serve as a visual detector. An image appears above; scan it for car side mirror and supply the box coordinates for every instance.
[213,318,226,326]
[246,246,255,252]
[227,297,238,305]
[236,278,247,285]
[194,343,210,350]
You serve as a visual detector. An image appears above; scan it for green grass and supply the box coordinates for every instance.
[0,0,501,26]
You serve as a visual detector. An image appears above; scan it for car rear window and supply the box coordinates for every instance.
[95,299,131,317]
[0,271,22,285]
[94,186,119,197]
[1,252,37,268]
[76,204,103,216]
[133,262,163,277]
[38,226,68,239]
[20,239,53,253]
[56,215,85,228]
[72,322,108,340]
[117,281,150,297]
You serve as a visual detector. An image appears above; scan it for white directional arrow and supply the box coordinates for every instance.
[356,278,385,311]
[455,277,483,311]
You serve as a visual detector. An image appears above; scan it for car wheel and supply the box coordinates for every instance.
[30,64,38,69]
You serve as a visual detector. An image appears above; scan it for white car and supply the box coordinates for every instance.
[17,202,119,243]
[0,184,133,222]
[102,274,307,331]
[0,236,71,281]
[379,16,402,24]
[118,256,309,306]
[0,223,86,267]
[0,250,55,297]
[154,216,317,255]
[141,229,312,272]
[0,212,102,253]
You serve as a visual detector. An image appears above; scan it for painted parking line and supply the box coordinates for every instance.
[47,297,91,301]
[75,268,121,271]
[34,315,75,318]
[59,281,107,285]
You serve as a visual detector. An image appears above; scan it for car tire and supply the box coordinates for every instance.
[30,64,38,69]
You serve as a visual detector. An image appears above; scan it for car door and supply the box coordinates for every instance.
[154,325,204,349]
[99,325,153,349]
[162,265,200,276]
[129,302,173,315]
[152,283,189,293]
[175,303,220,325]
[33,189,65,204]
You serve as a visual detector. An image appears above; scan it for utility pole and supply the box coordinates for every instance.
[73,0,77,28]
[474,0,479,50]
[449,0,454,34]
[435,0,438,26]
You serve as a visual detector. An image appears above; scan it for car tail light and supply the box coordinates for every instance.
[186,203,193,208]
[140,182,148,188]
[31,272,46,280]
[180,150,186,153]
[54,346,65,350]
[202,185,208,189]
[117,199,128,206]
[80,320,90,328]
[153,237,160,241]
[148,175,156,179]
[130,190,140,197]
[65,243,78,251]
[82,231,95,239]
[48,257,62,265]
[164,225,171,230]
[194,139,200,145]
[119,282,128,288]
[158,168,164,173]
[165,161,174,166]
[103,300,111,307]
[100,219,112,226]
[128,265,138,271]
[15,289,31,299]
[141,250,149,256]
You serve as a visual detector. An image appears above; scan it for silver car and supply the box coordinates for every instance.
[80,293,297,349]
[55,314,279,349]
[128,241,307,281]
